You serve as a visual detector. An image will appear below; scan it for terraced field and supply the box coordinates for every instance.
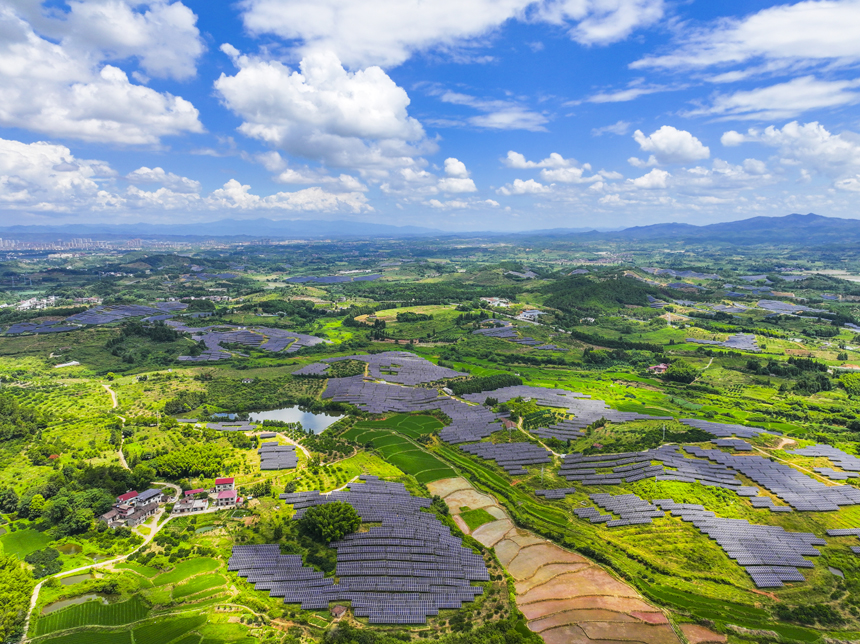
[428,477,694,644]
[34,596,149,637]
[342,417,456,483]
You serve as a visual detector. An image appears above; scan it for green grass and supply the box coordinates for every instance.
[348,414,443,439]
[341,420,456,483]
[171,636,201,644]
[34,596,149,636]
[115,562,160,578]
[152,558,219,586]
[1,527,53,559]
[39,631,133,644]
[172,574,226,599]
[132,615,207,644]
[459,508,496,530]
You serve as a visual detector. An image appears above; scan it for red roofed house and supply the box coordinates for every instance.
[216,489,237,507]
[214,477,234,492]
[117,490,138,505]
[184,488,206,497]
[648,363,669,374]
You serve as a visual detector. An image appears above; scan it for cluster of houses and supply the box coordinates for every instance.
[173,477,241,515]
[99,477,242,528]
[100,487,169,528]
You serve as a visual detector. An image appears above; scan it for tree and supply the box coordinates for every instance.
[663,361,698,384]
[0,487,18,513]
[28,494,45,518]
[299,501,361,543]
[0,554,34,642]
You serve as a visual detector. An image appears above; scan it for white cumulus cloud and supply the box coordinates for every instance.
[630,126,710,165]
[0,5,203,144]
[215,47,429,173]
[438,157,477,192]
[630,168,670,189]
[239,0,664,68]
[206,179,371,212]
[497,178,552,195]
[126,166,201,193]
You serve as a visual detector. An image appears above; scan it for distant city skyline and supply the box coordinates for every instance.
[1,0,860,231]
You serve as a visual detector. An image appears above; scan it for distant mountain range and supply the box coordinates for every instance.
[522,213,860,245]
[1,213,858,244]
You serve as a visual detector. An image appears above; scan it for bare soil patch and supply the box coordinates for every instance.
[426,477,680,644]
[679,623,726,643]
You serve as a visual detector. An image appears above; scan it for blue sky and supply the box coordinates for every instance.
[2,0,860,231]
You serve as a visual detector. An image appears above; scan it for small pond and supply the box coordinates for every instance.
[830,566,844,578]
[56,543,82,555]
[250,406,343,433]
[42,594,107,615]
[195,525,218,534]
[59,573,94,586]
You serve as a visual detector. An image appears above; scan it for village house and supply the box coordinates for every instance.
[648,363,669,374]
[214,477,234,492]
[136,488,165,506]
[172,498,208,514]
[126,502,158,527]
[216,489,238,507]
[116,490,138,505]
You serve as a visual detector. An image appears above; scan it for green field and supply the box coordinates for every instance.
[132,615,207,644]
[172,573,226,599]
[348,414,444,439]
[459,508,496,530]
[341,422,456,483]
[1,528,53,559]
[34,596,149,636]
[152,558,220,586]
[39,631,133,644]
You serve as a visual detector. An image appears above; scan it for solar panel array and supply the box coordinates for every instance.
[585,493,664,527]
[685,445,860,511]
[285,275,381,284]
[532,420,587,442]
[679,418,778,439]
[686,333,759,352]
[323,351,467,385]
[293,363,331,376]
[790,445,860,472]
[176,325,325,361]
[4,321,79,335]
[462,386,671,432]
[259,442,298,470]
[66,304,164,325]
[815,468,859,481]
[224,477,489,623]
[471,319,545,348]
[322,376,501,444]
[827,528,860,554]
[472,320,517,339]
[654,500,824,588]
[460,442,551,475]
[712,438,753,451]
[209,422,256,432]
[543,445,749,491]
[757,299,826,314]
